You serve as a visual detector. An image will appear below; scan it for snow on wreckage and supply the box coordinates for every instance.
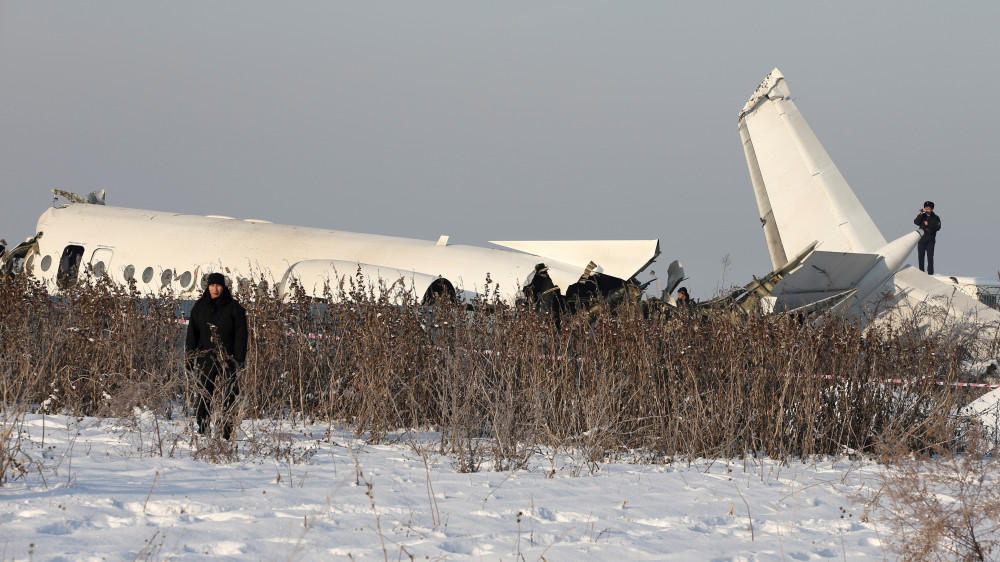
[6,190,661,316]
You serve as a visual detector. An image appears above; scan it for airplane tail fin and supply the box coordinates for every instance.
[738,69,887,270]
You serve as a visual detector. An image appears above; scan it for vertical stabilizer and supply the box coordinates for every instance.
[741,123,787,270]
[738,69,887,265]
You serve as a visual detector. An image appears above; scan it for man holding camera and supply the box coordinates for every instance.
[913,201,942,275]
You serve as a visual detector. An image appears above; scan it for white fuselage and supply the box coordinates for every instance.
[28,203,659,304]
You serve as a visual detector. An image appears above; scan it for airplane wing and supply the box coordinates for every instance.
[738,68,887,270]
[489,239,660,289]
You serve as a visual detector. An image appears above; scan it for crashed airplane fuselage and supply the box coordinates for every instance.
[17,199,660,308]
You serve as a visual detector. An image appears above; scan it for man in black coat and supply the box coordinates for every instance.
[675,286,694,312]
[913,200,942,275]
[185,272,248,440]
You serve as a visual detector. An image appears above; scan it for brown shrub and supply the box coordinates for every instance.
[0,270,981,474]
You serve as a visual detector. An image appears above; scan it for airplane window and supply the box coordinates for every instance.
[161,269,173,288]
[123,265,135,281]
[94,261,106,278]
[142,267,154,283]
[179,271,192,288]
[40,255,52,272]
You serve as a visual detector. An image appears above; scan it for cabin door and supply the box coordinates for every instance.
[57,245,85,285]
[90,248,114,278]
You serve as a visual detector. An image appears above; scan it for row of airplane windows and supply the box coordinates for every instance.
[43,245,274,295]
[44,245,203,289]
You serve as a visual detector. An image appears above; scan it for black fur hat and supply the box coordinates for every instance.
[923,200,935,209]
[206,272,226,286]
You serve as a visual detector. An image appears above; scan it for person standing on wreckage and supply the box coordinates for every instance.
[913,200,942,275]
[185,272,248,441]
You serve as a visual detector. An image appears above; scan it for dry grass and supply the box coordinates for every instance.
[0,269,988,480]
[863,431,1000,561]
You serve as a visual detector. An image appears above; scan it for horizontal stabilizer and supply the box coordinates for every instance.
[773,251,880,296]
[489,239,660,280]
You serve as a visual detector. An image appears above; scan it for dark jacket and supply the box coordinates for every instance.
[185,285,248,369]
[913,211,941,242]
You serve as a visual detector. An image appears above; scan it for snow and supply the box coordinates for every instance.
[1,413,887,560]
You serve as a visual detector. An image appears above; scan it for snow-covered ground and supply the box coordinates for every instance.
[1,413,888,560]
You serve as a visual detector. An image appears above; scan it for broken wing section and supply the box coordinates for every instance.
[738,68,887,270]
[770,250,880,311]
[488,239,660,290]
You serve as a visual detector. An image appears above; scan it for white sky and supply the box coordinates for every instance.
[2,2,997,298]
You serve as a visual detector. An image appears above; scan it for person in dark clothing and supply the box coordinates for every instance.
[675,286,696,315]
[676,286,691,303]
[185,272,248,440]
[913,200,942,275]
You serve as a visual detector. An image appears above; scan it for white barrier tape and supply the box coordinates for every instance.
[777,372,1000,390]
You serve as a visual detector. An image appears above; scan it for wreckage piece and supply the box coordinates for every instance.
[51,188,106,206]
[932,275,1000,311]
[639,245,849,325]
[738,68,921,320]
[0,233,43,280]
[23,200,660,308]
[658,260,686,305]
[737,68,1000,344]
[739,70,887,270]
[684,242,854,324]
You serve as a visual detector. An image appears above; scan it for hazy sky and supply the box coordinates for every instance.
[1,2,997,298]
